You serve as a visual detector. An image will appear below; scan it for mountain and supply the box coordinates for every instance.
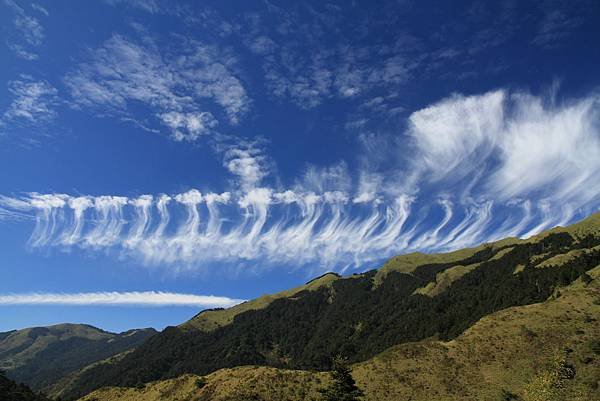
[58,211,600,400]
[78,263,600,401]
[0,323,156,394]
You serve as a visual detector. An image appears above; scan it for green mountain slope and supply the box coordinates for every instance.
[0,323,156,393]
[78,264,600,401]
[62,212,600,400]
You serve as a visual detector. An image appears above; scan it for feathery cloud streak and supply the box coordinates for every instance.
[1,88,598,271]
[0,190,582,272]
[0,291,244,307]
[407,89,600,205]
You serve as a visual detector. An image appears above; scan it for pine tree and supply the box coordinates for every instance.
[319,356,364,401]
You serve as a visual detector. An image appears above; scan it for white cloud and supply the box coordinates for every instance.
[7,43,39,60]
[408,90,505,181]
[14,14,44,45]
[3,78,58,123]
[0,291,244,307]
[159,111,218,141]
[4,0,45,59]
[0,206,31,221]
[64,34,250,141]
[31,3,49,16]
[490,92,600,203]
[532,9,582,48]
[104,0,161,14]
[353,172,382,204]
[407,89,600,205]
[0,188,577,272]
[247,35,277,55]
[1,78,59,139]
[223,144,270,190]
[237,10,419,110]
[1,88,598,273]
[300,162,352,194]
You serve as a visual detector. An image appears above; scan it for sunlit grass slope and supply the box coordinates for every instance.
[181,272,340,331]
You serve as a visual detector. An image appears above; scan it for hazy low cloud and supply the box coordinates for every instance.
[0,291,244,307]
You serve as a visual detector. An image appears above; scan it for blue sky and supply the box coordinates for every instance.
[1,0,599,333]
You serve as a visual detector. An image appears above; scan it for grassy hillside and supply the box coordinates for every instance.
[79,266,600,401]
[62,212,600,400]
[0,324,156,392]
[182,272,340,331]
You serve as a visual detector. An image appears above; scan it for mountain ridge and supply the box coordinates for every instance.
[78,264,600,401]
[0,323,157,393]
[57,211,600,400]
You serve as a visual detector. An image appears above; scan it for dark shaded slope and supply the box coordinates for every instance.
[0,371,50,401]
[0,324,156,392]
[63,225,600,399]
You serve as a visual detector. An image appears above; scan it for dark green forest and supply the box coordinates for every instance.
[0,370,50,401]
[61,231,600,400]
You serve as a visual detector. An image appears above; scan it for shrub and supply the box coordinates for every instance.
[318,356,364,401]
[195,377,207,389]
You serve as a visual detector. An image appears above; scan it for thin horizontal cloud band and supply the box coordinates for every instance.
[0,291,245,307]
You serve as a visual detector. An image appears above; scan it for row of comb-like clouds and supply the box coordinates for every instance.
[1,88,598,273]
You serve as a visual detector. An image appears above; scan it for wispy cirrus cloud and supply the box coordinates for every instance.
[0,291,244,307]
[1,77,59,140]
[2,78,58,123]
[0,193,581,274]
[532,5,584,48]
[30,3,49,17]
[7,43,39,61]
[104,0,160,14]
[4,0,46,60]
[407,88,600,205]
[261,45,415,110]
[64,34,250,141]
[408,90,505,183]
[1,88,598,272]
